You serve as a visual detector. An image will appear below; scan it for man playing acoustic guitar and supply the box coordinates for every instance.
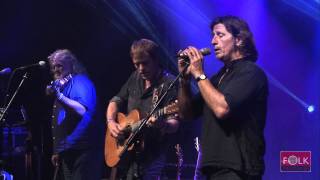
[106,39,179,179]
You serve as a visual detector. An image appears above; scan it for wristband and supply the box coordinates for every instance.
[107,118,115,123]
[57,93,64,101]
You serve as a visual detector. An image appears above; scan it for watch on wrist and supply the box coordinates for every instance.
[196,74,207,82]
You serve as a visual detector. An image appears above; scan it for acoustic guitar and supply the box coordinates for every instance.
[105,101,178,167]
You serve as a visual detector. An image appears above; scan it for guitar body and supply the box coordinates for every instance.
[104,100,178,167]
[105,109,140,167]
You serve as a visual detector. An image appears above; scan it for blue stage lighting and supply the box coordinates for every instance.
[283,0,320,21]
[307,105,315,113]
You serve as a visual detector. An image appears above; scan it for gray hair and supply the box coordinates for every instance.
[48,49,87,74]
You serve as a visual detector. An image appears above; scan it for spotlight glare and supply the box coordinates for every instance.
[307,105,315,113]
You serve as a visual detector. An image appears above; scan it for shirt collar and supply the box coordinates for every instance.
[223,57,250,71]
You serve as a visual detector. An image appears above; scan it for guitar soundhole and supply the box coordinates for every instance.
[116,125,132,146]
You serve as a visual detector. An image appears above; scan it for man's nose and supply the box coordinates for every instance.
[138,64,145,71]
[211,36,218,45]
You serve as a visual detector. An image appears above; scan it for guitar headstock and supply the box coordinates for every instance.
[152,100,178,122]
[164,100,178,115]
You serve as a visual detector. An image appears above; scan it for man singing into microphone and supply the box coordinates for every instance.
[47,49,104,180]
[178,16,268,180]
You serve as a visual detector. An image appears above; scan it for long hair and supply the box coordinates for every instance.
[48,49,87,74]
[211,16,258,62]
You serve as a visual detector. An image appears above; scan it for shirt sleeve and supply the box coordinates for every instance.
[109,72,135,107]
[223,67,267,113]
[69,75,96,111]
[61,75,97,151]
[192,93,204,118]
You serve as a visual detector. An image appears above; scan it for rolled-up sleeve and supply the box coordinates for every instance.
[223,68,267,113]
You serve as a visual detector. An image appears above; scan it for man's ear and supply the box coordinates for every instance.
[235,37,243,47]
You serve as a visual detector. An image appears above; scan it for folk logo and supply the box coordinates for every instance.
[280,151,311,172]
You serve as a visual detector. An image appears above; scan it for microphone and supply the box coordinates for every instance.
[177,47,211,59]
[0,67,12,75]
[16,61,46,70]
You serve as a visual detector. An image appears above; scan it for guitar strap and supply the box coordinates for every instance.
[152,83,164,108]
[152,83,165,121]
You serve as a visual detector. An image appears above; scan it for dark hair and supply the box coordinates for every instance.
[211,15,258,62]
[130,39,160,61]
[48,49,87,74]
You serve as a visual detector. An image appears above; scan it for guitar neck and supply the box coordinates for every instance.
[157,108,163,117]
[129,107,165,132]
[128,101,177,133]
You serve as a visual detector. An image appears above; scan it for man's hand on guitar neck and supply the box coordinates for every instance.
[107,120,123,138]
[147,116,179,134]
[147,116,166,128]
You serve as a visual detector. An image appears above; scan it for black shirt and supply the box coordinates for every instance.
[195,58,268,175]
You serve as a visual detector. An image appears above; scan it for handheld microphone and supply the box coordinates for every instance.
[0,67,12,75]
[177,47,211,59]
[17,61,46,70]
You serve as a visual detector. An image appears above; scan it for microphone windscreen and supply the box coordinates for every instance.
[0,67,12,75]
[199,48,211,56]
[38,61,46,66]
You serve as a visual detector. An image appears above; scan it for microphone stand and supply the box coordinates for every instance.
[118,64,189,158]
[0,71,28,123]
[0,71,28,179]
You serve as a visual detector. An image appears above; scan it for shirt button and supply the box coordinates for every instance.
[53,137,56,140]
[52,115,55,118]
[53,105,56,108]
[51,126,54,129]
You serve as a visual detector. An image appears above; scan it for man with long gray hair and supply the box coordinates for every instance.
[47,49,103,180]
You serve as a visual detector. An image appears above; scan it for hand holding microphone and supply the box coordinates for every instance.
[177,47,211,62]
[177,46,211,80]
